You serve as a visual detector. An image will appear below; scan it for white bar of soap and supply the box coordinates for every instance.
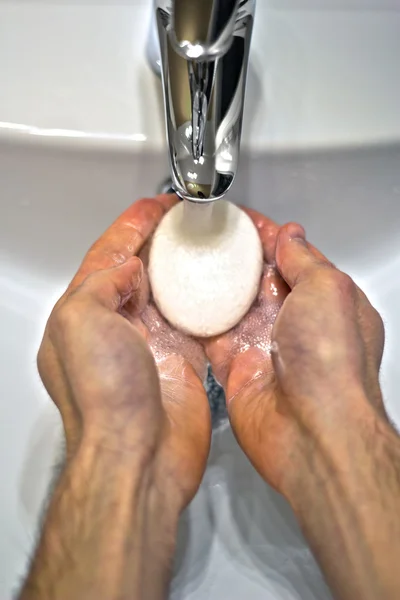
[149,200,263,337]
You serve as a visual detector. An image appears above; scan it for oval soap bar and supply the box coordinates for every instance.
[149,200,263,337]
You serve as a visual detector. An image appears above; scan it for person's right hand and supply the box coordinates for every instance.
[205,217,385,499]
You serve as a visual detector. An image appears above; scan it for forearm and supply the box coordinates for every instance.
[19,437,180,600]
[289,401,400,600]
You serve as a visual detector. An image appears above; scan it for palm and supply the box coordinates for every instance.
[204,264,287,394]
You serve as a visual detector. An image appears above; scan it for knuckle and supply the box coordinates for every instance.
[369,304,385,335]
[37,327,60,386]
[80,270,98,288]
[37,341,48,379]
[362,303,385,367]
[358,289,384,330]
[320,269,355,297]
[102,246,132,265]
[75,270,106,299]
[48,300,78,338]
[80,271,121,306]
[335,271,355,295]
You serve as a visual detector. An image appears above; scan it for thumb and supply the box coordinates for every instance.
[74,256,144,311]
[275,223,330,289]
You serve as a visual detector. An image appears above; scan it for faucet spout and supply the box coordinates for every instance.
[154,0,256,202]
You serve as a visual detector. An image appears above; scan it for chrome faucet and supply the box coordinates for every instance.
[150,0,256,203]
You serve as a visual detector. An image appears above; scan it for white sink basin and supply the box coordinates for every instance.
[1,2,400,599]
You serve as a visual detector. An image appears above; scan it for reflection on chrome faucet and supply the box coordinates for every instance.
[152,0,256,203]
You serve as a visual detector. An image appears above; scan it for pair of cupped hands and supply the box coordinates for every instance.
[37,195,384,514]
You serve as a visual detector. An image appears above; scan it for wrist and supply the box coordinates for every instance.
[76,430,183,517]
[283,400,400,600]
[21,431,180,600]
[73,441,181,598]
[286,394,400,512]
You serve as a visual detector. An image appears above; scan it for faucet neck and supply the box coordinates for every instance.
[154,0,256,203]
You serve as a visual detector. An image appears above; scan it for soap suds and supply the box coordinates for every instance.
[203,263,290,397]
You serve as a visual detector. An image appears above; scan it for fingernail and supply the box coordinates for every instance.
[286,223,306,242]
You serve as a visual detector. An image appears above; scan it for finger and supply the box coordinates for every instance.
[242,207,280,263]
[276,223,334,288]
[71,256,144,312]
[68,194,178,293]
[260,263,290,302]
[244,209,331,266]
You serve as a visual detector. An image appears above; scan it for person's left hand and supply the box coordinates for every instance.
[38,195,211,512]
